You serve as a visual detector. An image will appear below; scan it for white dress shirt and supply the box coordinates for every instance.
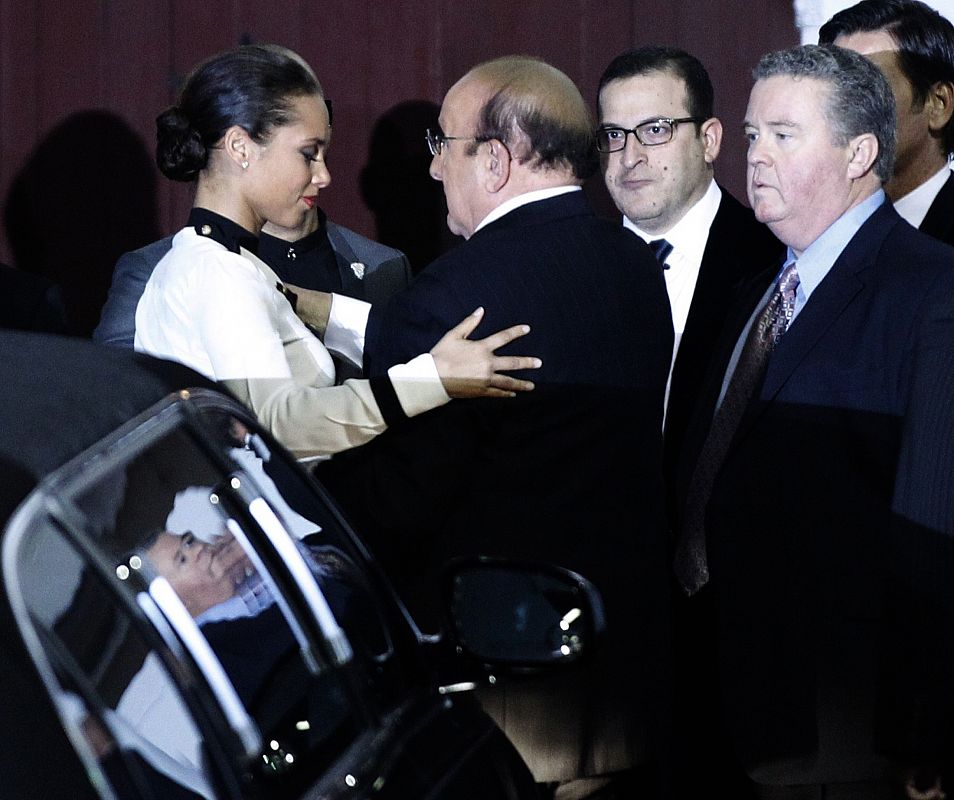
[624,179,722,416]
[893,163,953,229]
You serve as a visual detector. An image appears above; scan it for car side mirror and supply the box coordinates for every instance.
[443,558,605,668]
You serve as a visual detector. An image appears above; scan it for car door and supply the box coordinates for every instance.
[2,389,539,800]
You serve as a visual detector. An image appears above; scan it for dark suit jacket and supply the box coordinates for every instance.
[662,188,782,526]
[0,262,68,334]
[317,190,674,782]
[919,170,954,246]
[92,220,410,348]
[677,200,954,785]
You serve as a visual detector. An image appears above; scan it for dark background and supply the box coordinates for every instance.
[0,0,797,334]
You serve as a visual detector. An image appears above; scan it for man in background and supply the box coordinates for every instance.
[596,46,781,511]
[821,0,954,244]
[597,46,782,797]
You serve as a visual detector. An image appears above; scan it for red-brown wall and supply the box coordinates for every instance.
[0,1,797,334]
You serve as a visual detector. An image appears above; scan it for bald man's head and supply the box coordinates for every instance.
[460,56,597,180]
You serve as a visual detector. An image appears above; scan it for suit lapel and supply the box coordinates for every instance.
[669,191,781,404]
[737,203,902,436]
[326,222,365,298]
[758,265,864,403]
[677,265,776,467]
[919,171,954,244]
[679,211,728,348]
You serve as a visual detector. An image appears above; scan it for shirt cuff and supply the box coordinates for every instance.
[387,353,451,418]
[325,294,370,368]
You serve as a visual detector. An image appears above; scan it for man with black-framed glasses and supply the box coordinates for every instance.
[597,45,782,516]
[598,45,783,799]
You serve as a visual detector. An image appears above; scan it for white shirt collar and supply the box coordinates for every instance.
[473,185,582,235]
[787,188,885,319]
[893,163,953,229]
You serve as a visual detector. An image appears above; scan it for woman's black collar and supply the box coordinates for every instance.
[188,208,259,255]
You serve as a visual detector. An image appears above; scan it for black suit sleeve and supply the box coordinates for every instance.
[363,253,412,307]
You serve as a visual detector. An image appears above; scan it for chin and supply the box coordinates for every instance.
[751,203,776,225]
[279,212,310,233]
[622,205,652,225]
[446,215,470,239]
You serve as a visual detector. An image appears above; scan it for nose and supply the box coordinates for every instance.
[620,131,646,169]
[429,151,443,182]
[179,532,206,564]
[311,159,331,188]
[746,135,769,167]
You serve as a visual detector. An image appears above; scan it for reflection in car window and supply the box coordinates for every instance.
[4,397,399,799]
[14,523,215,798]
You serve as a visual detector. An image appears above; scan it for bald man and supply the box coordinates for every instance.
[318,56,674,798]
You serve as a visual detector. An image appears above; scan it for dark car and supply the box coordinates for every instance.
[0,332,604,800]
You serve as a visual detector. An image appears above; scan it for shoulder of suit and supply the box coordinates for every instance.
[709,186,784,261]
[126,234,176,260]
[920,172,954,245]
[885,204,954,261]
[712,186,759,228]
[326,221,407,266]
[112,234,176,283]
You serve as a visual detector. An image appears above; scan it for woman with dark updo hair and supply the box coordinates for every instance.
[135,45,538,459]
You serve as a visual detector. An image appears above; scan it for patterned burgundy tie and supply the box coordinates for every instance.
[674,260,800,595]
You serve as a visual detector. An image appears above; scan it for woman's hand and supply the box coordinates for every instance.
[282,282,332,335]
[430,307,541,398]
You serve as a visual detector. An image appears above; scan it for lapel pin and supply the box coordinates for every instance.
[350,262,366,280]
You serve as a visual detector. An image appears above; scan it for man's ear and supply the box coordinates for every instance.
[484,139,512,193]
[221,125,255,171]
[926,80,954,136]
[700,117,723,164]
[846,132,879,179]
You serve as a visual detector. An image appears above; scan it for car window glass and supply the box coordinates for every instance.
[10,519,216,799]
[4,398,396,799]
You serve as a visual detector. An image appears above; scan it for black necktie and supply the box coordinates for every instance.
[674,260,800,595]
[648,238,673,270]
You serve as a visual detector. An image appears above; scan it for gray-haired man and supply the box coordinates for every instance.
[675,44,954,799]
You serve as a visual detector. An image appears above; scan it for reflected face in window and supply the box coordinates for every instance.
[146,532,252,618]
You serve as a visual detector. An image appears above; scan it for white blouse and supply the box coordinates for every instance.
[135,227,449,459]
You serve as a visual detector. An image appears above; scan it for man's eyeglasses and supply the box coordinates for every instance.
[425,128,480,156]
[595,117,702,152]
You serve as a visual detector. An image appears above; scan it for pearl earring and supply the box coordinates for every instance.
[241,160,249,170]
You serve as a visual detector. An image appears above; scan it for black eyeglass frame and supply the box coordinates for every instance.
[595,117,703,152]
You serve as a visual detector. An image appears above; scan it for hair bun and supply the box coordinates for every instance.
[155,106,207,181]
